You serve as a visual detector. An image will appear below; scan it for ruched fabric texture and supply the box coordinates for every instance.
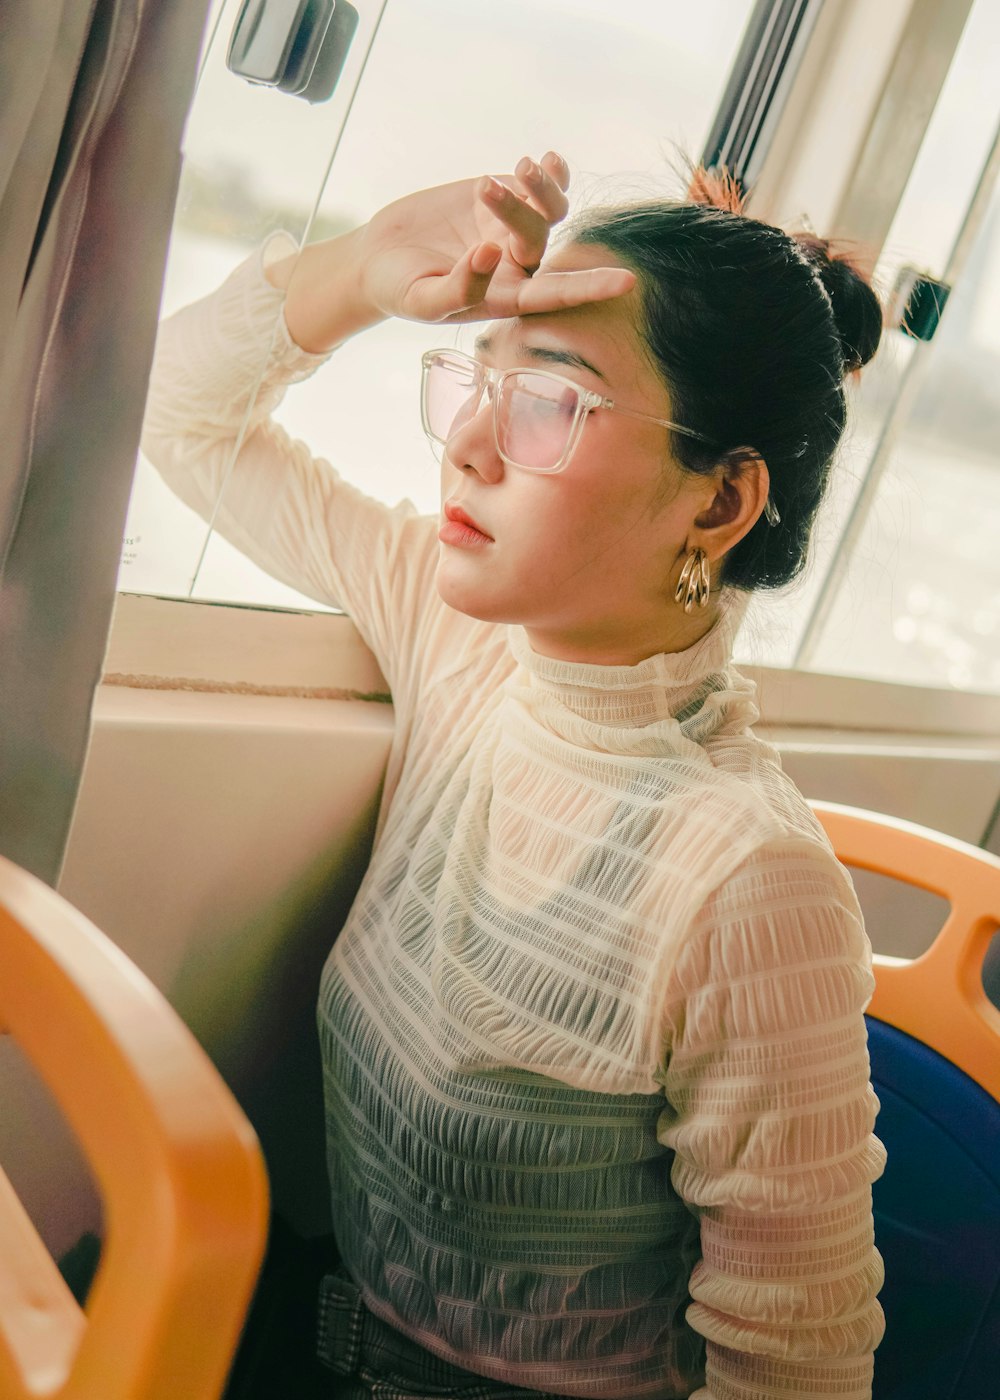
[141,246,886,1399]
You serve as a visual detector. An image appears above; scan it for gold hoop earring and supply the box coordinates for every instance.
[674,548,710,613]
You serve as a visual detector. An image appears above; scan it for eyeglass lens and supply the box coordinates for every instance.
[423,354,581,472]
[423,353,483,446]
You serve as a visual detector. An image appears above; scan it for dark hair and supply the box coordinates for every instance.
[570,193,882,590]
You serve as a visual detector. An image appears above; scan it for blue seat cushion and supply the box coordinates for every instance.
[865,1015,1000,1399]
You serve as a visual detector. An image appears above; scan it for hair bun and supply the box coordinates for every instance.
[685,166,882,373]
[793,234,882,373]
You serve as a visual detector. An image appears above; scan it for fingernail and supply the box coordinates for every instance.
[516,157,539,182]
[482,176,504,199]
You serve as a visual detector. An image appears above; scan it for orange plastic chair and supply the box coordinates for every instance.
[810,800,1000,1099]
[0,855,269,1400]
[809,801,1000,1398]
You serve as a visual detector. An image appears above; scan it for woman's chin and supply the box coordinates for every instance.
[435,558,515,624]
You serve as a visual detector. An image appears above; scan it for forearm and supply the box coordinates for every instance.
[681,1181,883,1399]
[661,836,886,1398]
[688,1189,883,1400]
[692,1345,876,1400]
[141,235,441,664]
[264,225,386,352]
[141,240,329,515]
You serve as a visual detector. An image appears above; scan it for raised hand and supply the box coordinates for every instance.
[274,153,635,352]
[358,151,634,325]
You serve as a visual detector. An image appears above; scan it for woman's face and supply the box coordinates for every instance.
[435,242,718,664]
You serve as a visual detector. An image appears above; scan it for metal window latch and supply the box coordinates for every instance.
[887,266,952,343]
[226,0,358,104]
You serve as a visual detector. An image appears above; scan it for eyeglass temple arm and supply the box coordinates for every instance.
[602,400,781,523]
[600,397,712,444]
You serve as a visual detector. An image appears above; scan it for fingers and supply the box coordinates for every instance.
[406,257,635,326]
[480,176,550,273]
[514,155,570,225]
[470,242,503,276]
[480,151,570,272]
[541,150,570,191]
[513,265,637,315]
[404,242,503,322]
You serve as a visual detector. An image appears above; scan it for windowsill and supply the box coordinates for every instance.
[744,663,1000,739]
[107,592,1000,739]
[106,592,389,701]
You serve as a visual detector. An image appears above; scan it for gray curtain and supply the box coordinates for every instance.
[0,0,210,883]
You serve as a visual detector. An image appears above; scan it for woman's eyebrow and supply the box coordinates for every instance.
[472,332,607,383]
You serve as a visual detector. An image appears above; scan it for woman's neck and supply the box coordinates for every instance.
[522,601,723,667]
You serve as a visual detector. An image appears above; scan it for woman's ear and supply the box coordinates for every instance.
[693,449,771,556]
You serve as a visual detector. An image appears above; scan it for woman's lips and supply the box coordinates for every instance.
[440,502,493,547]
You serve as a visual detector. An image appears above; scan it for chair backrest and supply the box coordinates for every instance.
[0,855,269,1400]
[810,802,1000,1400]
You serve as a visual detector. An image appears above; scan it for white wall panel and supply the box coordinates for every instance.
[3,687,392,1256]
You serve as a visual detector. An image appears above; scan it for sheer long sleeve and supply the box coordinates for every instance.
[658,836,886,1400]
[140,237,442,696]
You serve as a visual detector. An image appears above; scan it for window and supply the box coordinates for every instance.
[122,0,756,608]
[126,0,999,702]
[737,0,1000,694]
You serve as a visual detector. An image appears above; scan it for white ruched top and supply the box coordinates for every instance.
[141,241,886,1399]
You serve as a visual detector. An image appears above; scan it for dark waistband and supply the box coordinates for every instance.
[316,1269,562,1399]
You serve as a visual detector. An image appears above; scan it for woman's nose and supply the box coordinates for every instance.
[443,395,504,483]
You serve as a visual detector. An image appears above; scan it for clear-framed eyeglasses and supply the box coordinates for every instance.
[419,349,781,522]
[420,348,714,474]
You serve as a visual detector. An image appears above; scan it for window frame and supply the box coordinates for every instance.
[701,0,825,191]
[111,0,989,705]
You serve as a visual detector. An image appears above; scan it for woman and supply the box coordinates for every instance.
[143,152,886,1399]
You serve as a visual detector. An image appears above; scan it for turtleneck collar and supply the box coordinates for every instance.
[504,591,759,755]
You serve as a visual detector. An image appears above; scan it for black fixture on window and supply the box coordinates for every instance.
[887,267,952,342]
[226,0,359,103]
